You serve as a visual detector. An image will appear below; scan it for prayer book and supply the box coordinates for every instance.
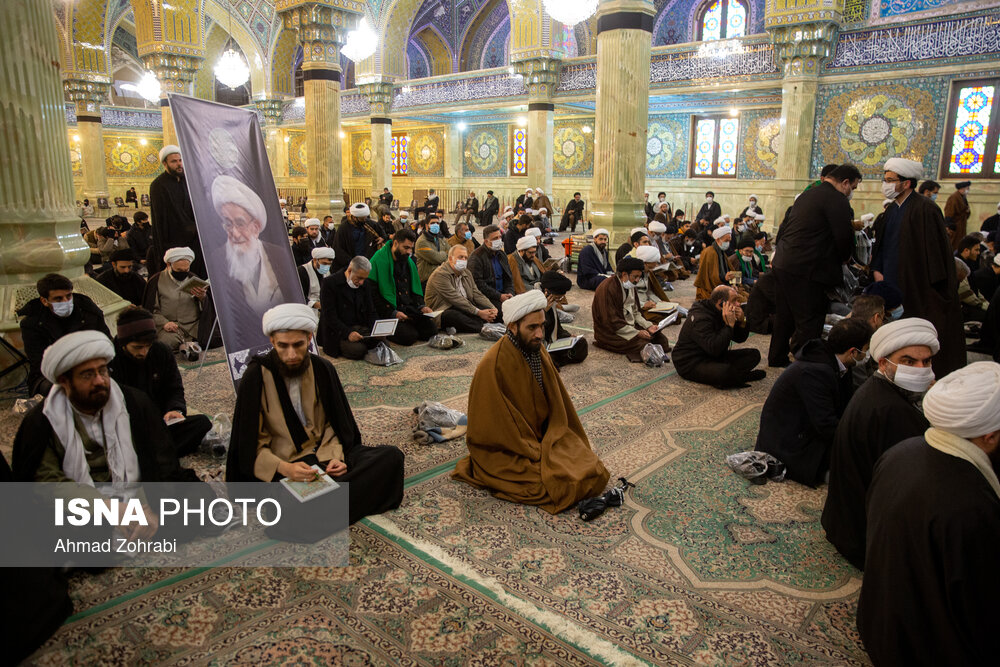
[177,276,210,294]
[655,312,679,331]
[164,415,186,426]
[280,465,341,503]
[424,309,445,318]
[546,336,583,352]
[369,319,399,337]
[648,301,678,314]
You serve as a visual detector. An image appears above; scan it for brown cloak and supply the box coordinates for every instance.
[944,191,971,251]
[508,252,547,294]
[592,274,671,359]
[694,244,727,299]
[452,336,609,513]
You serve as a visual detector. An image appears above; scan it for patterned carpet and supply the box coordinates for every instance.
[0,262,872,665]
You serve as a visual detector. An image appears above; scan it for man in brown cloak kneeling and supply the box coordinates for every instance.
[452,291,610,513]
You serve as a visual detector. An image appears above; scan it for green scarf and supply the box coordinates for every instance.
[753,248,768,272]
[369,243,422,308]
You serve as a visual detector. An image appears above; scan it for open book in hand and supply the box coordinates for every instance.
[546,335,583,352]
[177,275,210,294]
[280,464,341,503]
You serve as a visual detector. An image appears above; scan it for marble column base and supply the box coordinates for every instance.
[588,200,646,245]
[77,120,109,202]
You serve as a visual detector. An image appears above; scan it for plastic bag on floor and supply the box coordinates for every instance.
[641,343,667,368]
[428,332,464,349]
[365,341,404,366]
[12,394,44,415]
[202,413,232,458]
[413,400,467,431]
[725,451,786,484]
[479,323,506,341]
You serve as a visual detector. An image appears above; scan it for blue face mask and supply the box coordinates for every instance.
[930,193,938,201]
[316,263,330,275]
[464,231,472,240]
[429,223,440,235]
[889,306,904,321]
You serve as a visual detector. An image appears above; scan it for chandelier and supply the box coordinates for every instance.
[342,17,378,62]
[542,0,598,27]
[120,71,162,103]
[215,46,250,89]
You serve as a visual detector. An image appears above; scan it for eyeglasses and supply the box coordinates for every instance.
[76,366,110,382]
[883,177,901,183]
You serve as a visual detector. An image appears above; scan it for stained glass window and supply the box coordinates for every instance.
[694,119,716,176]
[512,127,527,176]
[947,86,994,175]
[718,117,739,176]
[692,114,739,178]
[392,134,408,176]
[699,0,748,41]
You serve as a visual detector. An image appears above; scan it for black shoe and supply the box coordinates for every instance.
[747,369,767,382]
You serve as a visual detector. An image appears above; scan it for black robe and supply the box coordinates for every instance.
[96,267,147,306]
[820,374,929,569]
[225,351,403,526]
[149,170,204,276]
[870,193,966,377]
[858,437,1000,666]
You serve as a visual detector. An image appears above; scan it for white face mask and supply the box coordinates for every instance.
[51,298,74,318]
[622,280,634,290]
[719,241,730,251]
[326,222,335,230]
[887,360,934,393]
[346,274,361,289]
[706,196,714,204]
[737,224,747,232]
[880,180,900,200]
[490,239,503,252]
[749,199,756,206]
[454,259,468,272]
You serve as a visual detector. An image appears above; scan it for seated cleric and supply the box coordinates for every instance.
[225,304,404,526]
[452,291,610,513]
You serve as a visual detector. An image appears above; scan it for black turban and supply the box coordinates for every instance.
[540,271,572,294]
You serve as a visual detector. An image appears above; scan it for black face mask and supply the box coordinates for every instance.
[171,270,189,281]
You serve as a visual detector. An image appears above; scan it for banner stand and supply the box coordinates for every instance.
[194,317,220,379]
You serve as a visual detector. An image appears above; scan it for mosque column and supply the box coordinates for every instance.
[0,0,127,336]
[279,2,363,221]
[513,57,560,194]
[64,78,111,204]
[444,125,463,182]
[359,81,395,195]
[589,0,655,241]
[255,98,288,180]
[140,53,200,146]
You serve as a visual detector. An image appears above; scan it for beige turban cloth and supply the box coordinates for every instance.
[630,227,647,235]
[748,194,759,202]
[400,210,410,219]
[592,228,610,238]
[502,290,547,326]
[212,174,267,229]
[503,210,515,219]
[713,225,732,240]
[262,303,319,336]
[861,213,875,224]
[538,207,548,215]
[636,245,660,263]
[525,189,533,194]
[525,227,542,238]
[516,236,537,251]
[164,246,195,264]
[884,157,922,180]
[924,362,1000,438]
[304,218,321,228]
[869,317,940,361]
[648,221,667,233]
[526,209,535,216]
[159,145,180,162]
[351,203,370,218]
[535,188,544,194]
[41,330,115,384]
[754,213,765,222]
[714,216,727,226]
[311,247,336,260]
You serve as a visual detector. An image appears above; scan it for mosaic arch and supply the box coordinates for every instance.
[407,40,432,79]
[459,0,511,72]
[271,28,298,95]
[651,0,765,47]
[412,25,455,76]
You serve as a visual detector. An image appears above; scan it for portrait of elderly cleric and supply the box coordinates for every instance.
[205,174,301,344]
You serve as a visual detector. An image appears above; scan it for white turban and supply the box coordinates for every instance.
[279,198,287,205]
[636,245,660,263]
[400,210,410,218]
[869,317,939,361]
[503,210,515,219]
[753,213,765,222]
[159,145,180,162]
[748,194,759,202]
[516,236,537,251]
[714,216,727,226]
[212,174,267,230]
[861,213,875,224]
[350,203,370,218]
[311,247,336,260]
[644,191,650,196]
[525,189,532,194]
[164,246,195,264]
[924,362,1000,439]
[592,228,609,238]
[535,188,543,194]
[884,157,922,180]
[994,254,1000,268]
[648,221,667,233]
[630,227,647,235]
[538,207,548,214]
[502,290,547,325]
[525,227,542,238]
[41,330,114,384]
[712,226,732,240]
[262,303,318,336]
[304,218,321,228]
[503,205,513,212]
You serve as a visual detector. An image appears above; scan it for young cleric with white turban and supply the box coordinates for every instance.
[870,156,966,376]
[330,202,382,272]
[576,228,614,290]
[226,304,404,529]
[298,246,336,309]
[859,361,1000,665]
[143,246,206,358]
[822,316,939,570]
[452,290,609,512]
[149,144,205,276]
[12,330,195,503]
[694,224,740,301]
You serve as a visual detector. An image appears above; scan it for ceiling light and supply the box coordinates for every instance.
[342,17,378,62]
[542,0,598,27]
[581,125,591,133]
[339,131,346,138]
[729,108,739,117]
[139,138,147,145]
[456,122,467,131]
[215,47,250,89]
[517,116,527,127]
